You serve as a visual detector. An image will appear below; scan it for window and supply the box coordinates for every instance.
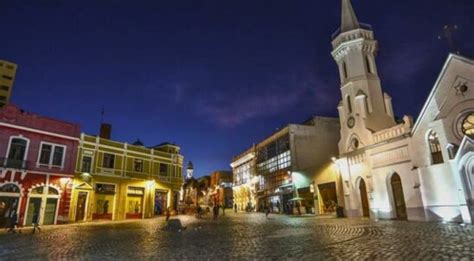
[346,95,353,114]
[38,143,65,167]
[365,56,373,74]
[0,85,8,91]
[7,138,28,161]
[462,112,474,137]
[428,131,443,164]
[81,156,92,173]
[134,159,144,172]
[342,62,348,79]
[96,183,116,194]
[351,138,360,150]
[159,164,168,176]
[103,153,115,168]
[2,75,13,80]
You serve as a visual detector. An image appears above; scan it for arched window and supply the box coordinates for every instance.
[428,131,443,164]
[342,62,348,79]
[461,112,474,137]
[346,95,353,114]
[365,56,373,74]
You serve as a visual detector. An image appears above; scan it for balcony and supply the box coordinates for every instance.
[0,158,29,170]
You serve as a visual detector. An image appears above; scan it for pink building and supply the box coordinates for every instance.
[0,104,80,227]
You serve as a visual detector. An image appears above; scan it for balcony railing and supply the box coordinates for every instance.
[0,158,29,170]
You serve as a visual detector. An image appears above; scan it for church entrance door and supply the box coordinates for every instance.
[359,179,370,217]
[391,173,407,220]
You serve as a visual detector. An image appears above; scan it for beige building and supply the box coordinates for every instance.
[0,60,17,108]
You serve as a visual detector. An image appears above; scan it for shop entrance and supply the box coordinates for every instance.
[359,179,370,217]
[25,186,60,226]
[318,182,338,214]
[126,186,144,219]
[0,184,21,228]
[391,173,407,220]
[154,190,168,215]
[93,183,115,220]
[75,191,88,222]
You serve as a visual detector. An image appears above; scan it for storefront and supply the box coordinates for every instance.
[154,189,168,215]
[93,183,115,220]
[126,186,144,219]
[0,183,21,228]
[24,185,60,226]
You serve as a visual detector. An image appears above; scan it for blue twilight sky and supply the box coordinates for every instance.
[2,0,473,177]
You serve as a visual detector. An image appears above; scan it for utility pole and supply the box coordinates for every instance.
[438,25,460,55]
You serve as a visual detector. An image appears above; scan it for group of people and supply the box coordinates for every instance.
[194,203,226,220]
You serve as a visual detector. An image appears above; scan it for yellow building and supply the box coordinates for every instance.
[0,60,17,108]
[69,132,184,222]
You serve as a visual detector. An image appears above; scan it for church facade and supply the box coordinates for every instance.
[332,0,474,223]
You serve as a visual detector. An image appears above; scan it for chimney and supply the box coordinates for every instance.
[99,123,112,139]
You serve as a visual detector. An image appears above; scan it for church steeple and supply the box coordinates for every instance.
[331,0,396,153]
[341,0,360,33]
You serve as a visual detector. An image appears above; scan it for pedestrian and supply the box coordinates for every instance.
[276,200,281,213]
[166,207,171,221]
[32,211,41,234]
[221,204,225,216]
[269,202,273,213]
[234,203,237,213]
[213,205,219,220]
[7,211,18,233]
[265,206,270,218]
[196,204,202,219]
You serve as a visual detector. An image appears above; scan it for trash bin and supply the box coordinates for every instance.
[336,206,344,218]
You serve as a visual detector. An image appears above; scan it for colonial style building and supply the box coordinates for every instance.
[0,104,80,227]
[69,125,184,222]
[331,0,474,223]
[232,117,340,214]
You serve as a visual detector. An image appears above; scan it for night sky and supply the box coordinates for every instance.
[2,0,473,177]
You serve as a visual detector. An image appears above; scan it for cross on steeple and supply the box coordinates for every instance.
[438,25,460,55]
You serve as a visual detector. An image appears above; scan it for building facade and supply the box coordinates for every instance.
[232,117,340,214]
[69,129,184,222]
[231,146,258,212]
[0,104,80,227]
[209,170,233,208]
[0,60,17,108]
[332,0,474,223]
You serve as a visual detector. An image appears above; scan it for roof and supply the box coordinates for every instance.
[412,53,474,134]
[341,0,360,33]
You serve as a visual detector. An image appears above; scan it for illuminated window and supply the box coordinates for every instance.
[462,112,474,137]
[134,159,144,172]
[428,131,443,164]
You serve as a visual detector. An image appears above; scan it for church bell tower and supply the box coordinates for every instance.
[332,0,396,153]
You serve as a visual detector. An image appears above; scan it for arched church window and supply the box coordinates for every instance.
[365,56,373,74]
[461,112,474,137]
[428,131,443,165]
[346,95,353,114]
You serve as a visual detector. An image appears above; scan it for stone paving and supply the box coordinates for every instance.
[0,212,473,260]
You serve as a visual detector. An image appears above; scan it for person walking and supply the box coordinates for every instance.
[165,207,171,221]
[7,211,18,233]
[234,203,237,213]
[196,204,202,219]
[221,204,225,216]
[32,211,41,234]
[213,205,219,220]
[265,205,270,218]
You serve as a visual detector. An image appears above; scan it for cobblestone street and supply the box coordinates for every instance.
[0,212,473,260]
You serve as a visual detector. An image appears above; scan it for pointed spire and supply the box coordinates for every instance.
[341,0,360,33]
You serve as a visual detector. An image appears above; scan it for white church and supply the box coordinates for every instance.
[332,0,474,223]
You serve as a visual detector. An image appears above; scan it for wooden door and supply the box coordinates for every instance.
[391,174,408,220]
[359,179,370,217]
[76,192,87,222]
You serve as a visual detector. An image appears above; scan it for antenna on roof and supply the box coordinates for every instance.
[100,107,105,123]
